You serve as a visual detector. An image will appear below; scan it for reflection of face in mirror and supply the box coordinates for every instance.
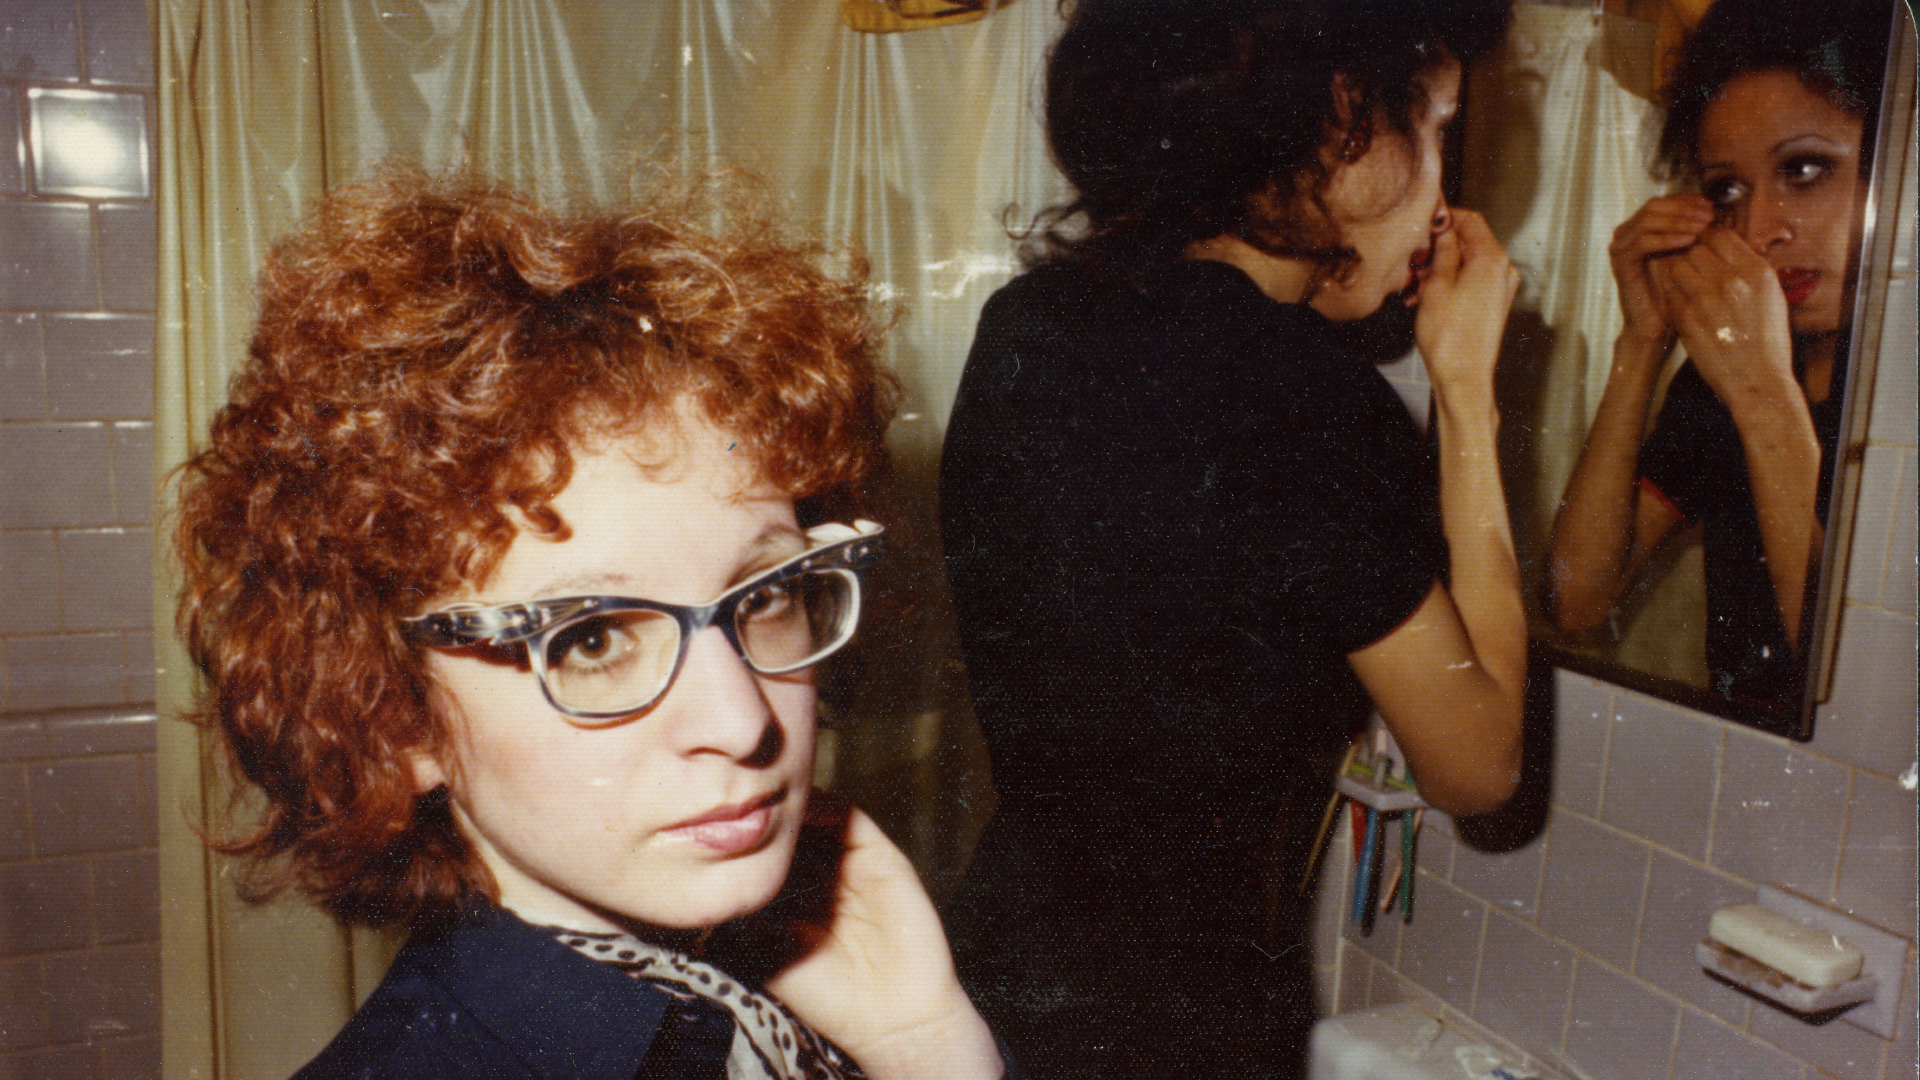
[1545,0,1887,713]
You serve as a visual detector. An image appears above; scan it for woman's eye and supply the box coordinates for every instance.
[548,617,626,668]
[1780,155,1834,187]
[738,582,797,621]
[1702,176,1749,208]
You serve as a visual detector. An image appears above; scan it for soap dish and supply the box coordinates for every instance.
[1695,939,1879,1014]
[1694,884,1907,1039]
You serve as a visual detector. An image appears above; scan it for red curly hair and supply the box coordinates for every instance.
[176,166,895,930]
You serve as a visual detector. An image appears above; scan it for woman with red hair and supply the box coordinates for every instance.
[176,167,1004,1080]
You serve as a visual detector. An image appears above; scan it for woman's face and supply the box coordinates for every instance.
[1696,69,1864,335]
[1311,59,1461,323]
[413,414,817,932]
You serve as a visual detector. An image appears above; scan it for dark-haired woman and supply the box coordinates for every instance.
[1548,0,1890,706]
[938,1,1524,1076]
[177,169,1006,1079]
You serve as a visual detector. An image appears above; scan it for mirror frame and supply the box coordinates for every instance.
[1526,2,1914,741]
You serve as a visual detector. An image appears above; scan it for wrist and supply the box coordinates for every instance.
[849,998,1003,1080]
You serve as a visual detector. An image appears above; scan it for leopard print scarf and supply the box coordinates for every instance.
[553,928,864,1080]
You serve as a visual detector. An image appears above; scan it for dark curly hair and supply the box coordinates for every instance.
[175,166,896,930]
[1657,0,1893,179]
[1029,0,1510,273]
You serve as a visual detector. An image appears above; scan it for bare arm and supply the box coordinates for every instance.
[1548,195,1710,631]
[1650,227,1824,648]
[1348,209,1524,818]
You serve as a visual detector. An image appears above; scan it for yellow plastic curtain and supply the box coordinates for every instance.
[153,2,1068,1076]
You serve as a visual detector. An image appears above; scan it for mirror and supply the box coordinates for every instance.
[1458,0,1910,739]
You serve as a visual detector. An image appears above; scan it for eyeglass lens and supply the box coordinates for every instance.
[539,569,858,714]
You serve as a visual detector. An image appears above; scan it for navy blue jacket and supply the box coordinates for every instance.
[292,904,734,1079]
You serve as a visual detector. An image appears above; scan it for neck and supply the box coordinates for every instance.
[1182,233,1318,306]
[1794,330,1842,405]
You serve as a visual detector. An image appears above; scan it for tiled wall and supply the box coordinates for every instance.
[0,1,160,1077]
[1332,117,1920,1080]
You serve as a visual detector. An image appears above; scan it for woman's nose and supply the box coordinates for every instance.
[661,626,785,764]
[1735,192,1792,252]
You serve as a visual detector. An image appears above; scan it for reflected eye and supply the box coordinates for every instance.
[1702,175,1749,208]
[1780,154,1835,187]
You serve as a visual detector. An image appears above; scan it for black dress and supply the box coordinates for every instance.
[939,260,1447,1079]
[1639,353,1846,707]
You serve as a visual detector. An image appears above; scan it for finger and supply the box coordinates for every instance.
[1428,218,1463,279]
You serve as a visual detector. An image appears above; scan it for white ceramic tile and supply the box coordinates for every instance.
[1886,947,1916,1080]
[1845,443,1904,606]
[1601,691,1720,862]
[1868,275,1917,448]
[1812,603,1919,772]
[96,203,155,313]
[0,313,46,421]
[57,527,149,632]
[1671,1010,1806,1080]
[0,423,114,529]
[0,202,97,310]
[3,632,128,712]
[43,314,152,420]
[1635,851,1759,1025]
[1711,728,1850,898]
[81,0,152,87]
[1747,994,1888,1080]
[1551,670,1611,816]
[1473,910,1575,1063]
[1883,451,1917,618]
[110,422,152,525]
[1562,961,1679,1080]
[1396,874,1485,1012]
[0,531,59,621]
[1450,828,1544,921]
[0,0,81,82]
[122,629,153,703]
[1536,813,1650,970]
[1834,768,1918,936]
[0,87,23,195]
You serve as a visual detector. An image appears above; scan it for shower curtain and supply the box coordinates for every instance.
[152,3,1069,1075]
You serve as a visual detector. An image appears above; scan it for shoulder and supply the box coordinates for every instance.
[291,908,678,1080]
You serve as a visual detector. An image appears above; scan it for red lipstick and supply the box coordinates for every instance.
[1777,269,1819,308]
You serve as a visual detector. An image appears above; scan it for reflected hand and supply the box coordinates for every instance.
[714,793,1000,1080]
[1646,224,1798,413]
[1610,194,1716,348]
[1415,207,1521,391]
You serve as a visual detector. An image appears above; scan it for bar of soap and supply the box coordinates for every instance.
[1709,903,1864,988]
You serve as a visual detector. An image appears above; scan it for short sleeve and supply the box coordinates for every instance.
[1639,361,1744,525]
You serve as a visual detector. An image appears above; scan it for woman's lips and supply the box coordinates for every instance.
[661,791,783,855]
[1778,268,1819,307]
[1402,246,1434,306]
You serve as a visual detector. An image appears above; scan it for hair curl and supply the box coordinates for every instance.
[1657,0,1892,180]
[1028,0,1509,274]
[176,166,896,930]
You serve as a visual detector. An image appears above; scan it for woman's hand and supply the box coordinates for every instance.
[1646,224,1799,414]
[1610,193,1716,349]
[719,794,1002,1080]
[1415,208,1521,395]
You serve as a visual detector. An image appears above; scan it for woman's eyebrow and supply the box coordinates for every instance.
[1772,132,1848,155]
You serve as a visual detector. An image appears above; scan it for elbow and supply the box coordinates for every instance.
[1544,560,1609,635]
[1425,767,1520,818]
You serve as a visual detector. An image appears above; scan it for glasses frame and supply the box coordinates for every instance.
[403,528,883,721]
